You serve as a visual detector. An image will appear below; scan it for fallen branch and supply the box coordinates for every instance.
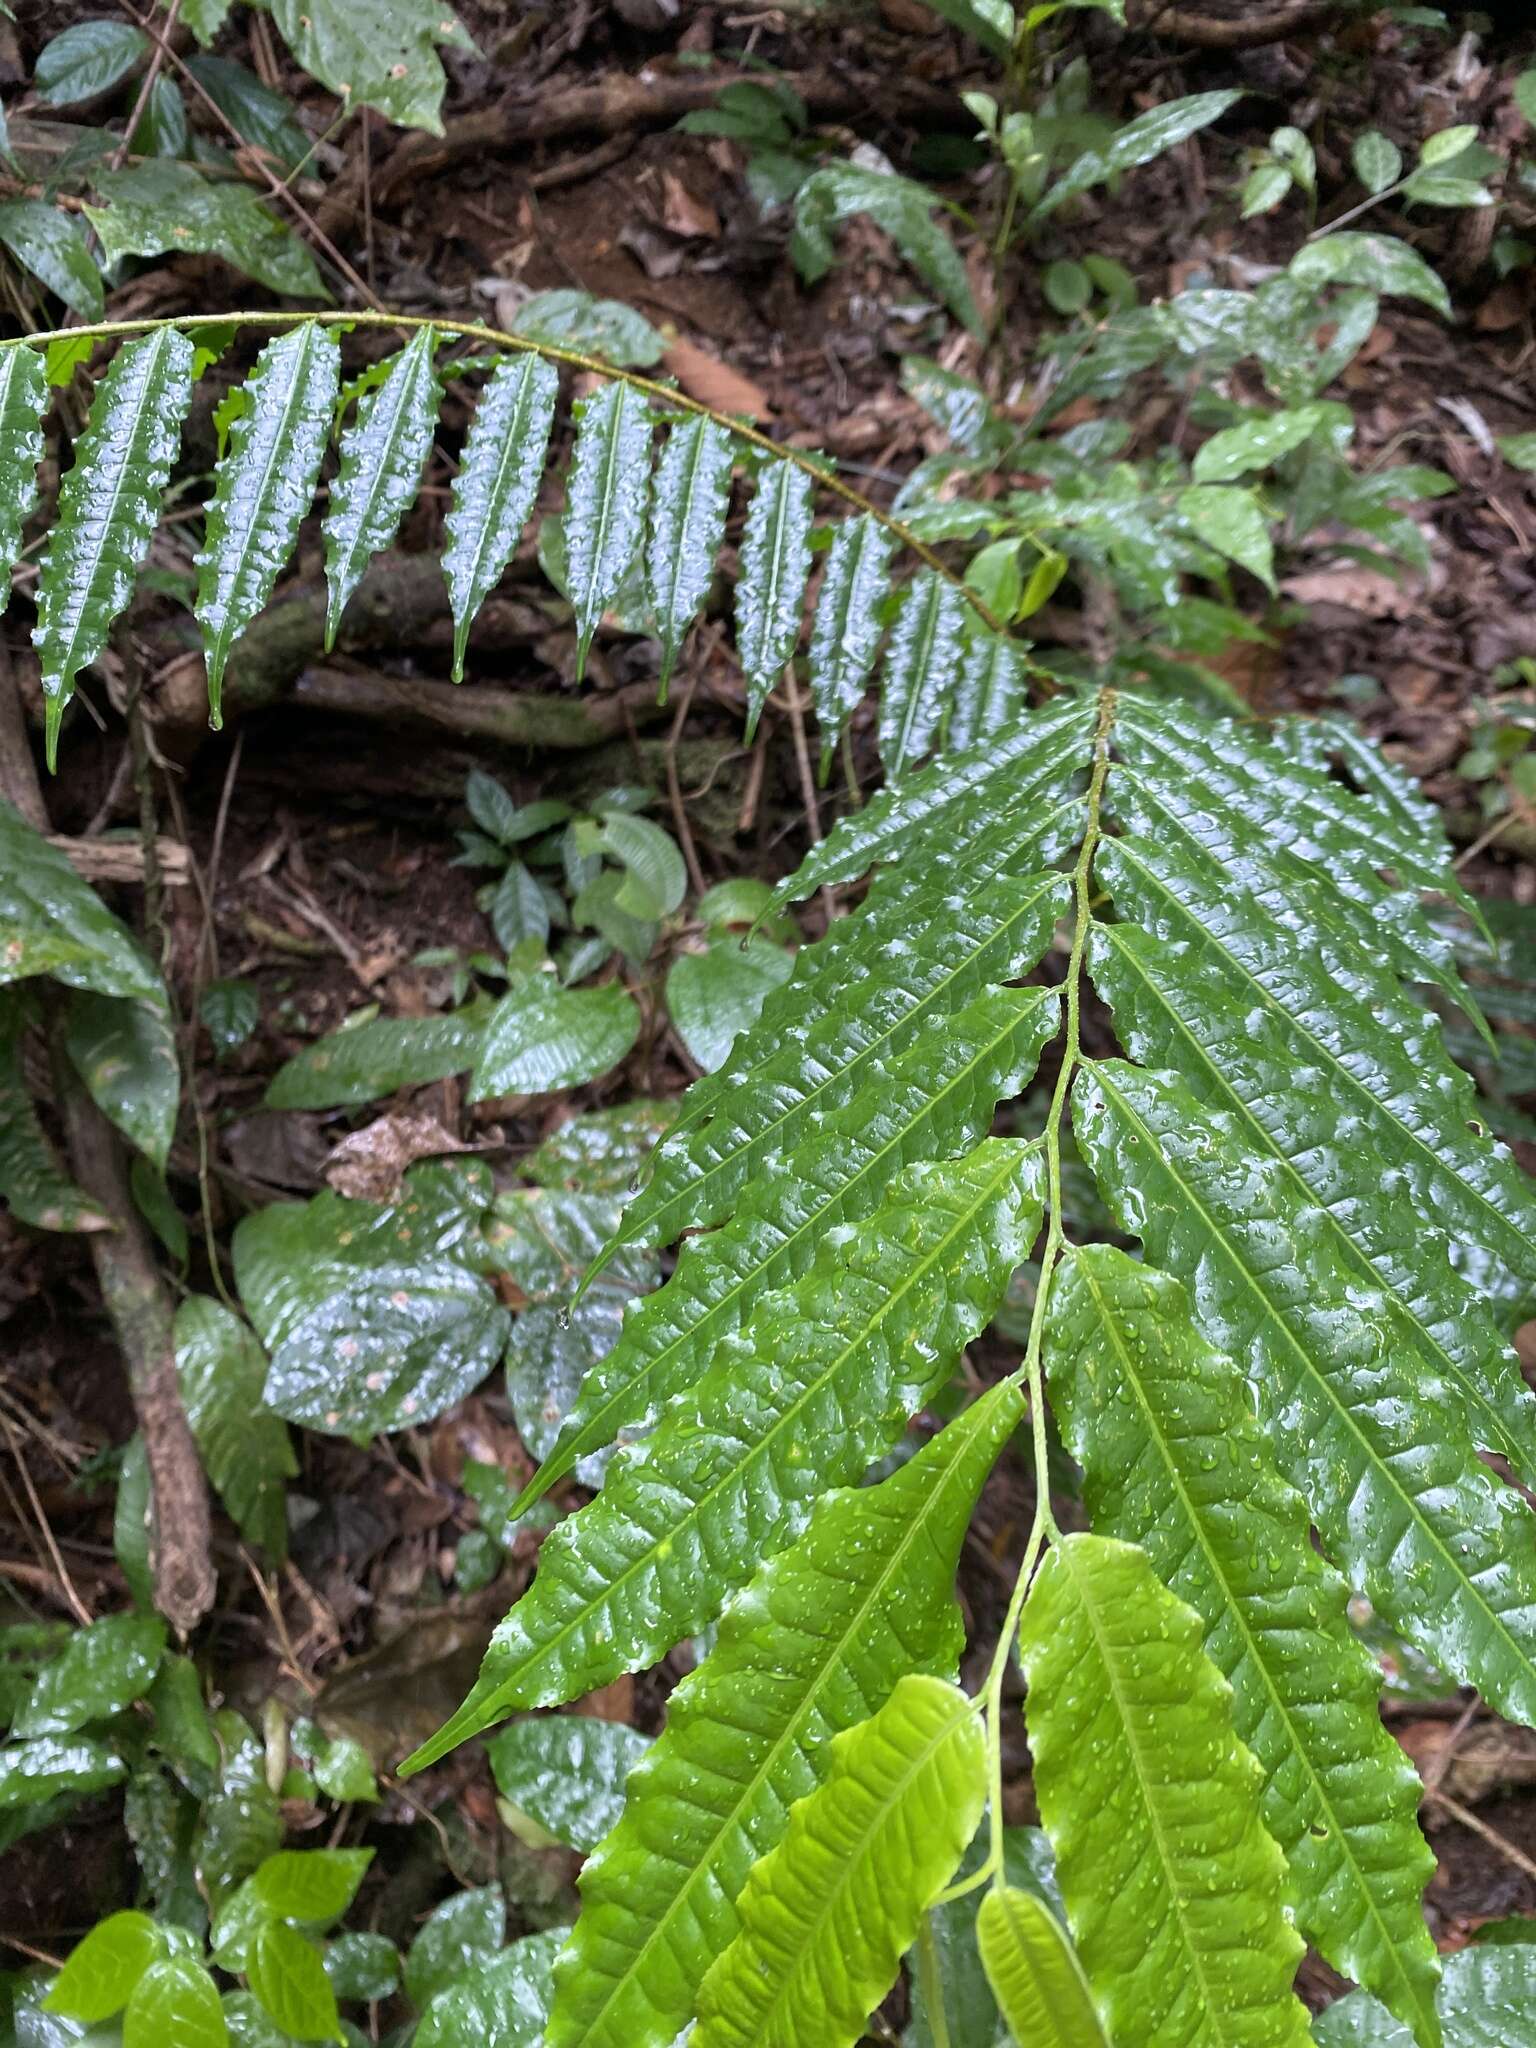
[1127,0,1342,46]
[49,835,192,888]
[292,665,671,749]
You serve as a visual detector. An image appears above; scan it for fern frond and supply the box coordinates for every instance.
[878,570,968,780]
[0,345,47,619]
[975,1888,1109,2048]
[546,1381,1022,2048]
[33,327,195,767]
[807,513,895,761]
[647,416,734,698]
[442,353,558,684]
[693,1673,986,2048]
[404,1137,1043,1761]
[1020,1532,1310,2048]
[945,627,1028,753]
[323,325,442,650]
[736,463,815,738]
[565,381,653,679]
[1048,1246,1440,2045]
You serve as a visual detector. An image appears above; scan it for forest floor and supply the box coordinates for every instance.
[5,0,1536,2008]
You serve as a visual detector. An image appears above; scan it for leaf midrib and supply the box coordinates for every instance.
[330,330,435,605]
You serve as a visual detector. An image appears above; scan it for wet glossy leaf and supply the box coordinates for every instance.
[647,415,734,694]
[445,354,558,681]
[1352,132,1403,194]
[197,323,339,724]
[694,1675,986,2048]
[0,202,102,321]
[86,162,325,301]
[123,1955,226,2048]
[1314,1945,1536,2046]
[0,991,110,1233]
[322,1933,396,2003]
[0,343,47,617]
[262,0,474,135]
[946,627,1028,752]
[252,1847,372,1924]
[184,55,312,170]
[793,165,983,336]
[472,981,640,1100]
[405,1886,505,2008]
[665,937,794,1072]
[414,1931,563,2048]
[807,513,895,753]
[522,1101,677,1195]
[1179,482,1276,589]
[511,290,665,367]
[1032,89,1243,220]
[14,1613,166,1740]
[323,326,440,647]
[737,463,815,736]
[564,381,653,676]
[1047,1247,1440,2043]
[976,1888,1108,2048]
[1289,233,1452,317]
[487,1715,649,1851]
[32,326,195,766]
[1020,1534,1309,2046]
[44,1912,163,2022]
[405,1137,1042,1764]
[546,1383,1021,2048]
[36,21,148,103]
[265,1005,488,1110]
[878,571,968,778]
[0,1734,126,1808]
[64,991,178,1170]
[246,1922,338,2044]
[592,812,687,920]
[174,1297,295,1558]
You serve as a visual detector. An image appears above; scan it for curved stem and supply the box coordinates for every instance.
[7,309,1019,642]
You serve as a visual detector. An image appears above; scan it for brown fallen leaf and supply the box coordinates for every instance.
[658,170,720,240]
[659,334,771,422]
[324,1112,472,1203]
[1281,565,1418,619]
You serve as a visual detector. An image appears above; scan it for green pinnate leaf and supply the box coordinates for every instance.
[946,628,1027,753]
[247,1921,339,2044]
[807,513,895,755]
[976,1888,1109,2048]
[693,1674,986,2048]
[545,1380,1022,2048]
[1019,1532,1310,2046]
[1032,89,1243,219]
[444,353,559,682]
[793,165,983,336]
[0,344,47,614]
[736,462,815,737]
[647,414,734,696]
[404,1136,1043,1762]
[44,1912,163,2022]
[878,570,967,779]
[32,325,196,767]
[323,324,441,650]
[197,322,340,725]
[564,380,653,676]
[1047,1245,1441,2044]
[1314,1946,1536,2047]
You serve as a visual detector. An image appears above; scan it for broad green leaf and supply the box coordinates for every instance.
[415,1931,563,2048]
[233,1161,509,1437]
[737,463,815,736]
[291,1720,378,1806]
[793,165,983,337]
[530,976,1060,1511]
[64,991,178,1171]
[405,1886,505,2008]
[197,323,340,724]
[1289,233,1451,317]
[123,1956,226,2048]
[184,55,312,171]
[44,1913,163,2022]
[1314,1945,1536,2047]
[878,571,967,779]
[564,381,653,676]
[0,203,102,321]
[1242,163,1294,218]
[0,992,110,1232]
[976,1888,1108,2048]
[1047,1246,1440,2043]
[1032,90,1243,220]
[323,325,441,648]
[946,629,1028,753]
[0,344,47,614]
[693,1674,986,2048]
[404,1137,1042,1763]
[914,0,1013,57]
[261,0,474,134]
[1352,132,1403,194]
[246,1922,338,2044]
[444,354,558,681]
[487,1715,649,1850]
[591,811,687,919]
[32,326,196,767]
[15,1613,166,1740]
[472,981,640,1100]
[647,415,734,695]
[252,1847,372,1923]
[545,1381,1021,2048]
[1193,406,1326,482]
[85,164,325,301]
[0,1734,126,1808]
[511,290,666,368]
[806,513,895,753]
[666,937,793,1071]
[1179,482,1276,589]
[36,22,148,103]
[523,1101,677,1195]
[323,1931,397,2000]
[1019,1533,1309,2046]
[265,1005,489,1110]
[176,1294,296,1548]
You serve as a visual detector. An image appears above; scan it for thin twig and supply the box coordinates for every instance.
[1428,1786,1536,1885]
[0,1416,92,1626]
[664,669,707,900]
[112,0,182,170]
